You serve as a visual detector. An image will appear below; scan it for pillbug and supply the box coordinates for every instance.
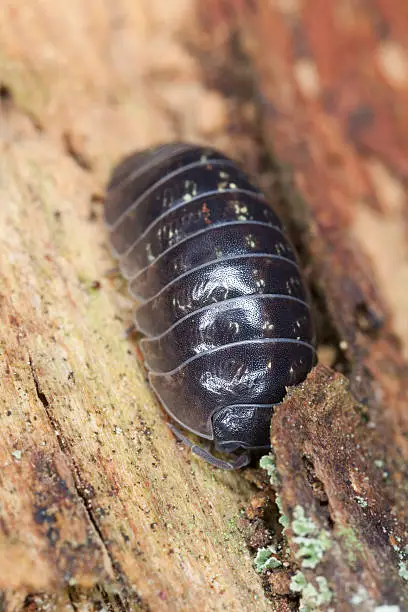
[104,143,316,469]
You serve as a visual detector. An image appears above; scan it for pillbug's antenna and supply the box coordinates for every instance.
[168,424,250,471]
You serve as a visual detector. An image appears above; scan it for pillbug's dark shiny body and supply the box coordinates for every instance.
[105,143,316,469]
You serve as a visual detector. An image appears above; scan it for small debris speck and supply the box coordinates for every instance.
[350,585,369,606]
[356,496,368,508]
[12,450,22,460]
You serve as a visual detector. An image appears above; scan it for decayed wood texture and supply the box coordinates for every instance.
[199,0,408,452]
[0,2,271,611]
[197,1,408,610]
[272,366,408,610]
[0,111,271,611]
[1,0,408,610]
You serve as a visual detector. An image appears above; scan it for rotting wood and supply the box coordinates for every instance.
[0,2,273,610]
[1,0,408,610]
[198,0,408,455]
[271,366,408,611]
[194,1,408,609]
[0,100,270,612]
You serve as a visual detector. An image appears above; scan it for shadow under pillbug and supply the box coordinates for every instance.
[104,143,316,469]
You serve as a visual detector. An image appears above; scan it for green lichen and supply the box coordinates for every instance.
[290,570,307,592]
[259,453,289,536]
[290,571,332,611]
[394,543,408,581]
[292,506,331,569]
[336,526,364,566]
[399,560,408,581]
[260,452,279,488]
[254,546,282,573]
[292,507,317,536]
[374,606,400,612]
[275,495,289,531]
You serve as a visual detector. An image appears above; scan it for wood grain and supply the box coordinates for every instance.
[1,0,408,610]
[0,1,271,610]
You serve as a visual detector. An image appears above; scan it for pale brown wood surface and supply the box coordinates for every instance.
[0,1,271,610]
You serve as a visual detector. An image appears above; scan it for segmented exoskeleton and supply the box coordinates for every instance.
[104,143,316,469]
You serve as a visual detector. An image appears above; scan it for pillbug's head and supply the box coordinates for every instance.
[212,404,274,453]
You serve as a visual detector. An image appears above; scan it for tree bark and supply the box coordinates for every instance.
[0,1,407,610]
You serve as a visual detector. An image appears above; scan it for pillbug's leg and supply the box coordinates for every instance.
[168,424,250,470]
[191,446,251,471]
